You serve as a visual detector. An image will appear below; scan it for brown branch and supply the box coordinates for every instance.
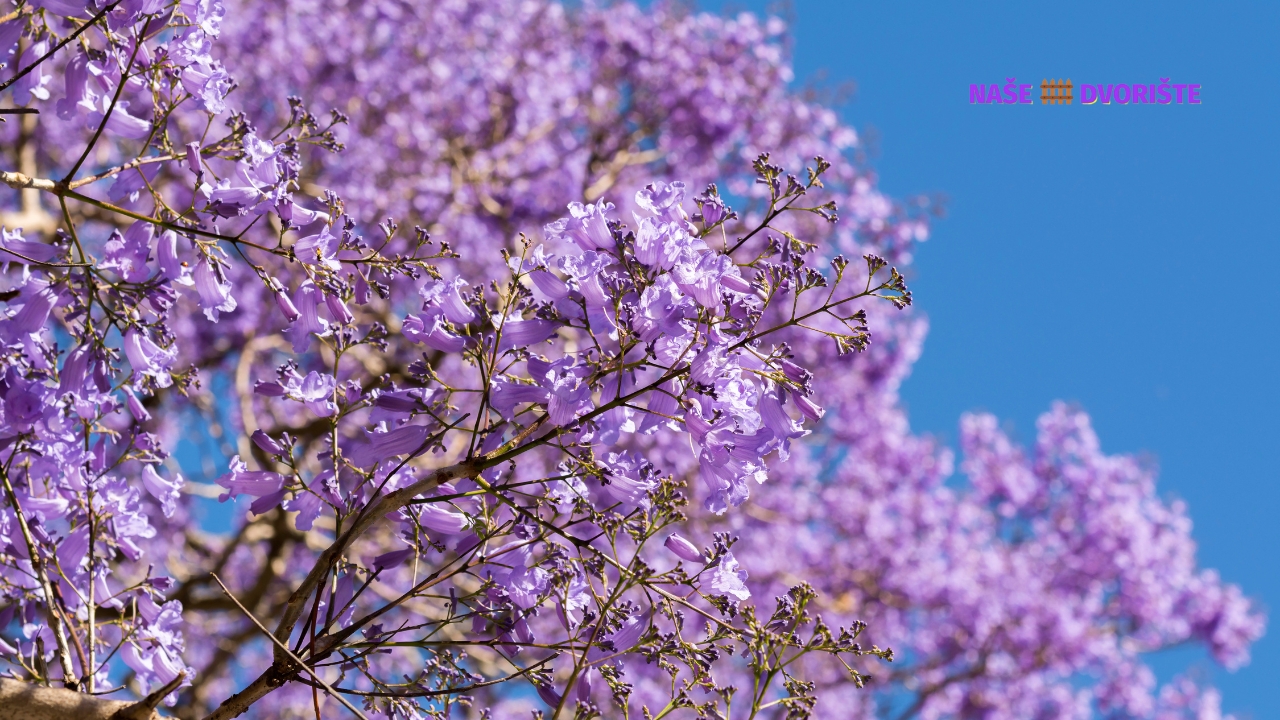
[1,467,79,688]
[110,673,186,720]
[0,678,164,720]
[269,460,482,660]
[209,574,369,720]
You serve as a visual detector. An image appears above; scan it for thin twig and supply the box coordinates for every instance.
[0,467,79,688]
[210,573,370,720]
[0,3,121,94]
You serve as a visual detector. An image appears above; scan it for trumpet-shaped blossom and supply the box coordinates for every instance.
[123,329,177,388]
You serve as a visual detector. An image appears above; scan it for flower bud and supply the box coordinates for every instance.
[185,141,202,178]
[124,388,151,423]
[254,380,287,396]
[370,548,415,571]
[354,272,371,305]
[326,293,354,324]
[780,359,812,385]
[794,394,825,422]
[703,201,724,226]
[664,533,704,563]
[274,286,301,322]
[251,429,284,456]
[536,682,562,708]
[719,272,753,294]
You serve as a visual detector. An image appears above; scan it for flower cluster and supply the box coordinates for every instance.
[0,0,1261,719]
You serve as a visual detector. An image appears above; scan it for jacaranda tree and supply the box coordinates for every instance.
[0,1,1264,718]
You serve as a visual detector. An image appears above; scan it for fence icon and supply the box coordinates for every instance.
[1041,79,1073,104]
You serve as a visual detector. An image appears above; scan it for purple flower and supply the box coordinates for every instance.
[55,51,93,121]
[6,282,57,335]
[181,0,225,37]
[325,293,354,325]
[697,187,731,226]
[124,387,151,422]
[497,316,562,350]
[507,566,549,610]
[417,502,470,535]
[706,552,750,602]
[632,276,694,343]
[193,258,237,321]
[176,45,231,113]
[419,277,475,325]
[154,230,193,285]
[96,98,152,140]
[284,371,336,417]
[633,215,697,270]
[284,472,344,531]
[373,387,432,414]
[638,380,681,434]
[205,141,281,217]
[185,141,203,178]
[370,548,415,571]
[403,310,470,353]
[271,284,301,322]
[528,269,569,300]
[249,487,286,515]
[0,227,63,266]
[276,198,328,227]
[635,180,687,223]
[254,380,287,397]
[2,371,49,432]
[215,456,284,503]
[324,574,357,630]
[288,280,330,351]
[779,359,812,386]
[489,376,551,417]
[294,226,340,270]
[353,271,371,304]
[545,199,616,251]
[348,424,430,469]
[601,452,657,508]
[586,608,652,663]
[30,0,88,17]
[58,344,93,399]
[123,329,177,388]
[251,429,284,456]
[508,356,595,426]
[122,597,191,703]
[535,681,561,709]
[141,465,182,518]
[664,534,703,563]
[102,222,153,283]
[556,251,610,307]
[10,41,51,105]
[121,0,169,18]
[108,164,161,205]
[0,20,22,60]
[672,250,744,308]
[758,385,806,461]
[793,394,825,422]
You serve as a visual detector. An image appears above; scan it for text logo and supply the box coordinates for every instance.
[970,78,1034,104]
[970,78,1201,105]
[1080,80,1200,104]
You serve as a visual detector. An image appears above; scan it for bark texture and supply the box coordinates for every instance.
[0,679,168,720]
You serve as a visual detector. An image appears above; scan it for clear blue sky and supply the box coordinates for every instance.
[698,1,1279,716]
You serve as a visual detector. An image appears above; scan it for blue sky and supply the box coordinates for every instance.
[697,0,1280,716]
